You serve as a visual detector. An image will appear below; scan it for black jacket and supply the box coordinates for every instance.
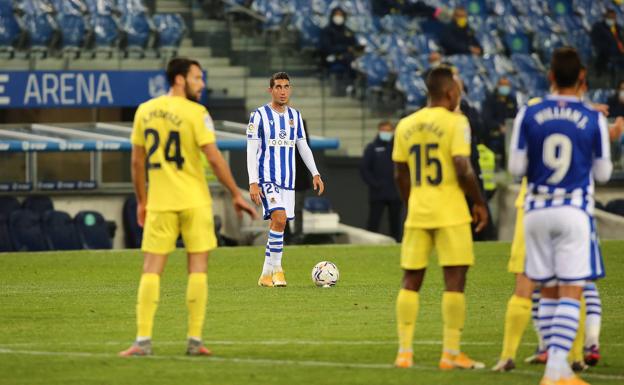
[360,136,401,202]
[591,21,624,57]
[607,94,624,118]
[372,0,436,17]
[440,23,481,55]
[482,92,517,139]
[319,13,357,62]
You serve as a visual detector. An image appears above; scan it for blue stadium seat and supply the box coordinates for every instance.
[504,32,531,54]
[22,195,53,214]
[42,210,82,250]
[84,0,120,53]
[547,0,572,16]
[50,0,89,54]
[292,12,322,50]
[605,199,624,217]
[75,211,112,249]
[153,13,186,53]
[0,0,24,56]
[396,70,427,110]
[304,197,332,213]
[586,89,615,105]
[353,52,390,89]
[407,34,439,55]
[447,54,481,77]
[9,209,48,251]
[15,0,59,55]
[461,0,489,16]
[122,196,142,249]
[252,0,290,31]
[0,196,21,218]
[119,7,154,54]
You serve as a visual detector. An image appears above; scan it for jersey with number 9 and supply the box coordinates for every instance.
[392,106,472,229]
[131,95,216,211]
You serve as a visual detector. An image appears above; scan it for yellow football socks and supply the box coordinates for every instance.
[501,295,532,360]
[136,273,160,338]
[186,272,208,339]
[396,288,419,352]
[570,297,586,362]
[442,291,465,353]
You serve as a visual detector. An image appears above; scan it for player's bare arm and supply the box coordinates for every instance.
[202,143,258,219]
[394,162,411,203]
[453,156,488,232]
[131,144,148,227]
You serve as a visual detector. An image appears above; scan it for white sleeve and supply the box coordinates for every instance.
[508,106,528,177]
[296,139,319,177]
[592,114,613,183]
[247,137,260,185]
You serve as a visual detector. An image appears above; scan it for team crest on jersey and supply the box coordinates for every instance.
[247,123,255,133]
[204,114,215,132]
[289,119,294,127]
[270,197,276,203]
[270,120,274,125]
[279,130,287,139]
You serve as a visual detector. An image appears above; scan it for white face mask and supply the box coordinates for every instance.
[619,90,624,103]
[429,60,441,68]
[332,15,345,26]
[606,19,616,27]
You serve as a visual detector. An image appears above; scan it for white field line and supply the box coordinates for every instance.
[1,340,624,347]
[0,347,623,381]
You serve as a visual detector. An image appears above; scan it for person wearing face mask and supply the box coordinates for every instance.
[591,9,624,77]
[360,121,403,242]
[319,7,359,95]
[439,6,482,56]
[482,77,518,169]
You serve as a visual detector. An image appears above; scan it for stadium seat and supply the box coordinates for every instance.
[304,197,332,213]
[122,196,143,249]
[547,0,572,16]
[153,13,186,54]
[0,196,21,218]
[42,210,82,250]
[119,7,155,55]
[605,199,624,217]
[352,52,390,89]
[396,70,427,110]
[293,14,322,50]
[84,0,120,54]
[14,0,59,56]
[462,0,488,16]
[9,209,48,251]
[22,195,53,214]
[0,0,25,57]
[75,211,113,249]
[504,32,531,55]
[50,0,89,55]
[407,34,439,55]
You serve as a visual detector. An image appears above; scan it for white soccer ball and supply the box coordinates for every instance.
[311,261,339,287]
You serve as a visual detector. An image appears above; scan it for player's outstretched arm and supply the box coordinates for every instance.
[131,145,147,227]
[394,162,410,204]
[202,143,258,220]
[453,156,488,233]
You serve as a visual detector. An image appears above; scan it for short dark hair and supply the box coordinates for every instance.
[550,47,582,88]
[378,120,393,129]
[270,72,290,88]
[426,66,455,100]
[166,58,201,86]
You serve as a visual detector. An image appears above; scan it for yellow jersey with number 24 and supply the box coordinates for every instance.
[392,106,472,229]
[131,95,216,211]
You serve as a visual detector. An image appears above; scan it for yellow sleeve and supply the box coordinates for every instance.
[450,115,471,157]
[392,120,408,162]
[514,177,527,208]
[194,107,216,147]
[130,104,145,146]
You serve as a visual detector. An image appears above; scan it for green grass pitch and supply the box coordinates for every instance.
[1,242,623,385]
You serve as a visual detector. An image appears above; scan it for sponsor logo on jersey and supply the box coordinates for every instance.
[268,138,295,147]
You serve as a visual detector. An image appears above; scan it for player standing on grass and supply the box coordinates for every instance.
[247,72,324,287]
[392,66,488,370]
[508,47,612,385]
[119,58,257,357]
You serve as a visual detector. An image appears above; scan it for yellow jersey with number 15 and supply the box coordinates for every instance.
[131,95,216,211]
[392,106,472,229]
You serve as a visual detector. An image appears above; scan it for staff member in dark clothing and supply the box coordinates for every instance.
[319,8,358,81]
[360,121,402,242]
[439,6,482,56]
[608,79,624,117]
[482,76,517,168]
[591,9,624,77]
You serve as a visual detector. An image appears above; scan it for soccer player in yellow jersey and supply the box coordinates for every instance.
[392,66,489,370]
[119,58,257,356]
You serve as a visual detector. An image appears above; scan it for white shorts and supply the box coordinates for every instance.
[260,182,295,221]
[524,206,604,284]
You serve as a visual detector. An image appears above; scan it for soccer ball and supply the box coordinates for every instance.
[311,261,339,287]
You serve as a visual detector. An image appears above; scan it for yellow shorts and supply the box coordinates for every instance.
[142,205,217,255]
[508,207,526,273]
[400,223,474,270]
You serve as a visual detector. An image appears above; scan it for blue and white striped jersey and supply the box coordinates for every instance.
[247,104,306,190]
[510,95,611,214]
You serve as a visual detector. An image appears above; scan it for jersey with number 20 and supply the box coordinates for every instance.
[131,95,216,211]
[392,106,472,229]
